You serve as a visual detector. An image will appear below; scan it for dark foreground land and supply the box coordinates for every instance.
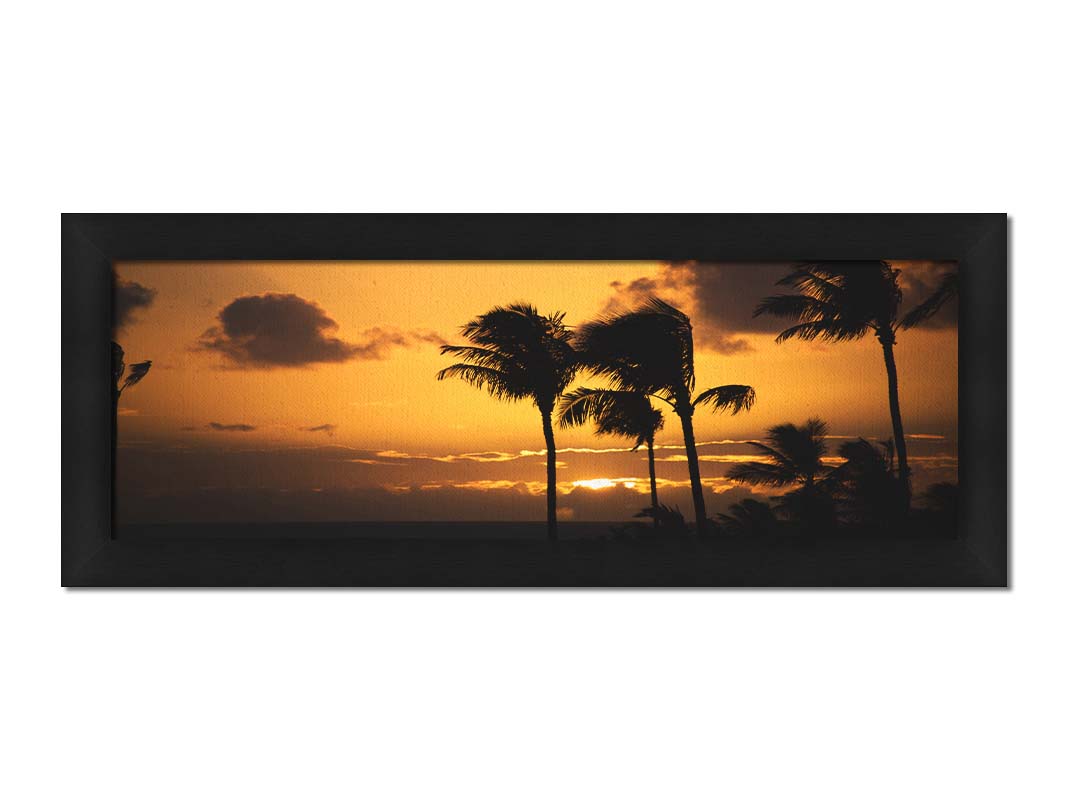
[72,522,1001,587]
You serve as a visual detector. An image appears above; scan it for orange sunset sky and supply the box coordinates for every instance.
[113,260,958,524]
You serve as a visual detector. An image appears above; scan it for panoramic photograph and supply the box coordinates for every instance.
[111,258,958,567]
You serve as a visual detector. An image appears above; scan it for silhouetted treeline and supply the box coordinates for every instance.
[721,416,957,538]
[438,261,956,540]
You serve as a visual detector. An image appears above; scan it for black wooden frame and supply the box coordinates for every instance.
[62,214,1008,587]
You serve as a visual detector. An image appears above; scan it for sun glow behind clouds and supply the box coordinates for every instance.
[572,478,642,490]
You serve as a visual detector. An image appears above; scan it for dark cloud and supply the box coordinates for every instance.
[196,293,354,367]
[207,422,257,432]
[300,424,338,437]
[195,293,444,368]
[113,278,157,331]
[894,261,959,328]
[602,262,792,354]
[683,262,797,339]
[602,260,957,354]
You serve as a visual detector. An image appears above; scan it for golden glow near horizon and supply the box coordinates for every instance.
[114,260,957,523]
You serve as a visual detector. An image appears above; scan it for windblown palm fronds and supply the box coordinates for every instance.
[727,418,829,488]
[557,387,664,520]
[557,388,662,449]
[437,303,577,541]
[754,261,958,512]
[112,342,153,399]
[574,297,755,531]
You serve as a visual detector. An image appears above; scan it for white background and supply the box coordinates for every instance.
[1,2,1062,798]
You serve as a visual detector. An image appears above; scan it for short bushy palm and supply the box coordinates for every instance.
[557,388,664,520]
[727,418,830,489]
[828,438,902,527]
[727,418,834,530]
[716,498,779,536]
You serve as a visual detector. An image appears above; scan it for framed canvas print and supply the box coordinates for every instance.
[62,214,1007,587]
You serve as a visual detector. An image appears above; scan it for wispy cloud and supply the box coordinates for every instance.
[299,423,338,437]
[376,449,525,464]
[207,422,257,432]
[377,475,744,497]
[367,439,781,466]
[657,454,775,464]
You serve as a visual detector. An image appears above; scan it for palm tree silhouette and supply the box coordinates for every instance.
[728,418,829,489]
[111,341,152,528]
[437,304,578,541]
[716,498,779,536]
[755,262,957,511]
[577,298,755,531]
[827,438,902,527]
[112,341,152,423]
[726,418,834,530]
[556,388,664,524]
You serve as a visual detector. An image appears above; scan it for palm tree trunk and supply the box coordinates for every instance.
[541,409,558,542]
[646,435,659,530]
[677,409,708,531]
[880,338,911,513]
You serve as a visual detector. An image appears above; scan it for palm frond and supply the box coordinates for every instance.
[726,460,796,487]
[438,303,577,409]
[437,345,512,370]
[769,418,829,464]
[836,437,886,465]
[120,360,152,392]
[753,294,832,321]
[779,266,848,303]
[740,440,795,470]
[575,296,695,397]
[557,387,662,446]
[762,261,901,343]
[800,417,829,440]
[729,418,829,488]
[459,303,573,347]
[693,384,756,415]
[436,363,532,402]
[556,387,609,428]
[774,319,870,344]
[897,272,958,330]
[630,296,692,325]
